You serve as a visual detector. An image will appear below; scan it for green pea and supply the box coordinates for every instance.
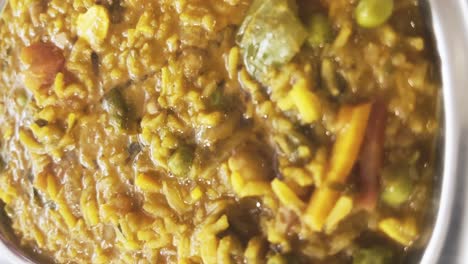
[381,167,414,207]
[355,0,394,28]
[307,13,333,48]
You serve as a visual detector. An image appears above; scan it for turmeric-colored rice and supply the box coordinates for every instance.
[0,0,440,263]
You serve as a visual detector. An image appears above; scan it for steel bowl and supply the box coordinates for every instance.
[1,0,468,263]
[421,0,468,263]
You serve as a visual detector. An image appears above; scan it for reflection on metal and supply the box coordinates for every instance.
[422,0,468,264]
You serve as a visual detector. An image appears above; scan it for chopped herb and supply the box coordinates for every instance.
[103,88,129,130]
[168,145,194,178]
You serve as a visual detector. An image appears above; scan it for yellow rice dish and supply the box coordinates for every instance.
[0,0,441,263]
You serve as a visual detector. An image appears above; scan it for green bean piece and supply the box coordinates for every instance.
[168,145,194,178]
[321,58,340,96]
[307,13,333,48]
[104,88,129,130]
[353,247,392,264]
[355,0,394,28]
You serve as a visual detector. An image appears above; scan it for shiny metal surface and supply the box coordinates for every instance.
[423,0,468,264]
[1,1,468,263]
